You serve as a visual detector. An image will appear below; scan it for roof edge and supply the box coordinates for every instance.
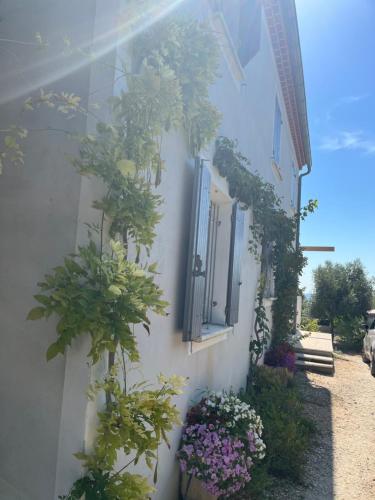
[263,0,311,168]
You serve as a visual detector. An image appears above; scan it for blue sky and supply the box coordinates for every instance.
[295,0,375,292]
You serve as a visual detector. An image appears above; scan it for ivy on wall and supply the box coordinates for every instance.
[26,8,221,499]
[2,2,317,497]
[213,137,316,366]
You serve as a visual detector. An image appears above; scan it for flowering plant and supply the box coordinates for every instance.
[264,342,296,372]
[177,392,265,497]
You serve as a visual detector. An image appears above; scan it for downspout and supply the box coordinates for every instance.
[295,163,311,251]
[293,163,312,332]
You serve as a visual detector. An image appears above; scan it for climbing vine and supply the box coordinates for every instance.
[4,3,316,496]
[213,137,317,366]
[250,277,270,372]
[26,8,221,499]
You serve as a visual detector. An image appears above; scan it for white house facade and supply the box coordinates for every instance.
[0,1,311,499]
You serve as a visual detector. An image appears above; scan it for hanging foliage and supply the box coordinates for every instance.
[213,136,316,356]
[130,18,221,154]
[60,369,185,500]
[27,240,167,363]
[25,9,221,499]
[250,277,271,371]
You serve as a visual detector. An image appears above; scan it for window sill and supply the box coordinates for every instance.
[189,324,234,354]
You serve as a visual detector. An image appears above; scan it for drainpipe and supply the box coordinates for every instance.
[293,163,312,333]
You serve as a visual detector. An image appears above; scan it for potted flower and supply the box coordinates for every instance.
[177,391,265,499]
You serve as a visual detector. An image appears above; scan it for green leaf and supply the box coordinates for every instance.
[153,462,158,484]
[108,285,122,296]
[4,135,16,149]
[27,306,45,320]
[143,323,150,336]
[148,262,158,274]
[64,257,83,274]
[34,294,50,306]
[46,341,64,361]
[117,159,136,177]
[73,451,89,462]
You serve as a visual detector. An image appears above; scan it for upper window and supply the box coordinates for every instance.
[273,98,282,166]
[211,0,262,68]
[183,159,245,341]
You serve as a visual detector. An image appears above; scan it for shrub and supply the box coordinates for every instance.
[264,342,296,372]
[335,316,366,352]
[177,391,265,497]
[300,318,319,332]
[240,366,315,492]
[230,460,271,500]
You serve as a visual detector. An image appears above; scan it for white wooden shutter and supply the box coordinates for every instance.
[183,159,211,341]
[226,203,245,326]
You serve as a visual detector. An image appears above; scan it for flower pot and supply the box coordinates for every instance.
[181,473,218,500]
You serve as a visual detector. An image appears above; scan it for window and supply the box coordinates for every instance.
[273,98,282,166]
[211,0,262,68]
[183,159,245,341]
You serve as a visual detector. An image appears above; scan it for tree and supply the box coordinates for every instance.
[311,260,373,332]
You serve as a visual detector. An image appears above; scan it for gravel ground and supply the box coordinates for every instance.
[267,354,375,500]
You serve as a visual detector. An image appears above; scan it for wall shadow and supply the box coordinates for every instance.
[295,370,334,499]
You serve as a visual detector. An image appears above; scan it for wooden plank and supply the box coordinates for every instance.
[296,353,334,364]
[300,246,335,252]
[296,360,334,374]
[294,330,334,358]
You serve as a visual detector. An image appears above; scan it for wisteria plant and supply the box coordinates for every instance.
[177,392,265,498]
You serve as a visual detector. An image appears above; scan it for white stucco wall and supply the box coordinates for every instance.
[0,1,302,499]
[126,5,299,498]
[0,1,115,499]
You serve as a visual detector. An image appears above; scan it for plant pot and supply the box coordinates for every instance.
[180,473,218,500]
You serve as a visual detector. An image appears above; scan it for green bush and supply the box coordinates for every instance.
[335,316,365,352]
[239,366,315,496]
[300,317,319,332]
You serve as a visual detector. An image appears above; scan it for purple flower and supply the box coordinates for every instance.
[178,394,265,496]
[247,431,257,453]
[179,459,187,472]
[177,424,254,496]
[182,444,194,457]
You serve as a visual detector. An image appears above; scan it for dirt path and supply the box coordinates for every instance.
[269,354,375,499]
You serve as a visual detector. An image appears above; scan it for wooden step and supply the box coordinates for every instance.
[296,352,334,364]
[294,346,333,358]
[295,359,334,374]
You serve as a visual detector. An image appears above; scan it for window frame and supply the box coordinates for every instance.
[183,159,245,344]
[210,0,262,69]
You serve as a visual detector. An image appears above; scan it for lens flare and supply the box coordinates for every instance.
[0,0,186,106]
